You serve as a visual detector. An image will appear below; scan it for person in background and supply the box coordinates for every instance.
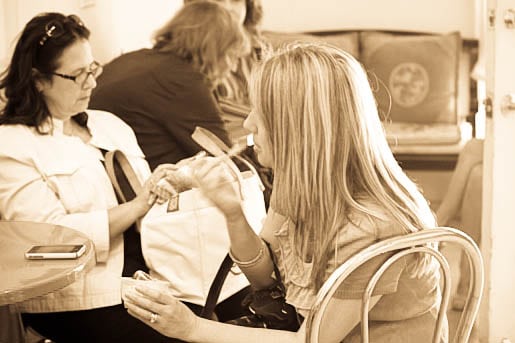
[90,1,250,171]
[184,0,265,109]
[183,0,274,206]
[92,2,257,321]
[0,12,178,342]
[436,138,483,310]
[124,43,448,342]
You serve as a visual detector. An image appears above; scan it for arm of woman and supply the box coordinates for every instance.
[0,154,111,263]
[106,198,150,239]
[189,156,276,288]
[124,284,381,343]
[106,155,168,239]
[0,146,168,262]
[192,298,382,343]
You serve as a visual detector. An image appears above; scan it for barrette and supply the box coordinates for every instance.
[39,25,56,46]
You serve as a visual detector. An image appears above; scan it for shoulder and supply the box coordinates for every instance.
[156,53,205,87]
[340,202,400,245]
[87,109,131,129]
[86,109,145,157]
[0,124,32,140]
[0,124,36,158]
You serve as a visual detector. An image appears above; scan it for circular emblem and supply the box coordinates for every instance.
[388,63,429,108]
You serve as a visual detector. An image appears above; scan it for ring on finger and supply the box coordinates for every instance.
[149,312,158,324]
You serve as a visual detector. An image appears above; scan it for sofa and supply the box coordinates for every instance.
[262,29,479,151]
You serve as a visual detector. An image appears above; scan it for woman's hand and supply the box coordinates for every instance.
[124,285,198,341]
[161,151,208,193]
[130,152,209,217]
[131,165,176,216]
[190,156,244,221]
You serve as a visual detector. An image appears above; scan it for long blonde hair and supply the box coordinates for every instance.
[249,43,435,290]
[153,1,250,85]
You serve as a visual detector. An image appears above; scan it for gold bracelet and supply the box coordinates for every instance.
[229,240,266,268]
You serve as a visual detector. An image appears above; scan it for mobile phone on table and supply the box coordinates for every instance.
[24,244,86,260]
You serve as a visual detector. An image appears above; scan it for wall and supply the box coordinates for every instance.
[2,0,480,66]
[112,0,182,56]
[1,0,82,65]
[0,0,6,67]
[0,0,183,65]
[260,0,478,38]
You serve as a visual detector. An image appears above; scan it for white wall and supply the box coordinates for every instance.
[260,0,478,38]
[112,0,182,55]
[0,0,6,67]
[1,0,82,65]
[1,0,479,66]
[0,0,183,65]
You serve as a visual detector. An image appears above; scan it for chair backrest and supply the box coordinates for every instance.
[304,227,484,343]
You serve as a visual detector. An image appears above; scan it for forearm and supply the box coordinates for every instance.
[108,199,148,239]
[189,317,302,343]
[225,210,276,289]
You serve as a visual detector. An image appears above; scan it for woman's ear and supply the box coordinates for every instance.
[32,68,47,92]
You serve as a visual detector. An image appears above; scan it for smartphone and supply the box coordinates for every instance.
[25,244,86,260]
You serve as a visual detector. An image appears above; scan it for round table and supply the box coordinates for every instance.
[0,220,95,306]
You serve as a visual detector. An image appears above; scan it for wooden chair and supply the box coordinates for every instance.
[305,227,484,343]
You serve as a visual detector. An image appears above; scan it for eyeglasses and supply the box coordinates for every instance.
[39,15,84,46]
[50,61,103,86]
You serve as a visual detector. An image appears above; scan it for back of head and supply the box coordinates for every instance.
[153,1,250,84]
[249,43,435,289]
[182,0,263,35]
[0,12,90,129]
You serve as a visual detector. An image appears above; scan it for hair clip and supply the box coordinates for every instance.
[68,15,84,27]
[39,25,56,46]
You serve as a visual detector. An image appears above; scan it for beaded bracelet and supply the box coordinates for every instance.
[229,239,266,268]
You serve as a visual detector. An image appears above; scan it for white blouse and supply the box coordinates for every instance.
[0,109,151,312]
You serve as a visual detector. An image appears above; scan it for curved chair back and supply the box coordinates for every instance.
[305,227,483,343]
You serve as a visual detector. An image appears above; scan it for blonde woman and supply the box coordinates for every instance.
[90,1,250,170]
[124,43,447,342]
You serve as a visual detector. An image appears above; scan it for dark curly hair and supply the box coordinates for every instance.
[0,13,90,132]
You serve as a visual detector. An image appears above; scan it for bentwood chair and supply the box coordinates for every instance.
[305,227,484,343]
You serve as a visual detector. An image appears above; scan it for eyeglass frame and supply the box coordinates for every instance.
[50,61,103,87]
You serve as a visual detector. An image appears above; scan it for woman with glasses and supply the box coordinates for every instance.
[0,12,180,342]
[90,1,250,171]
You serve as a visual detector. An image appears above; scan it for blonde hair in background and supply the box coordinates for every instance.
[153,1,250,85]
[183,0,264,37]
[249,43,436,290]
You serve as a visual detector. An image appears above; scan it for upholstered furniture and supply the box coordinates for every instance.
[262,30,478,150]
